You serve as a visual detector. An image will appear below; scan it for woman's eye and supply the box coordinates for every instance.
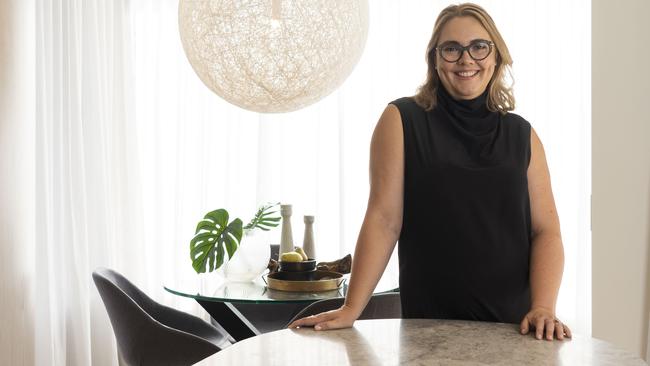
[472,43,488,51]
[443,46,460,53]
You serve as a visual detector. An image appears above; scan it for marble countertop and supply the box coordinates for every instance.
[199,318,648,366]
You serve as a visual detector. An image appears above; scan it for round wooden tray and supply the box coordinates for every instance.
[264,270,345,292]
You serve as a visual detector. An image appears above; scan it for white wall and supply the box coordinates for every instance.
[592,0,650,360]
[0,0,35,365]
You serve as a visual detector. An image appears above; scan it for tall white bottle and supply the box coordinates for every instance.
[303,215,316,260]
[279,204,294,256]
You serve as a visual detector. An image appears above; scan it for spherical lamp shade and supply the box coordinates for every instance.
[178,0,369,113]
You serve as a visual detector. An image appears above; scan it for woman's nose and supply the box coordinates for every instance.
[457,50,475,65]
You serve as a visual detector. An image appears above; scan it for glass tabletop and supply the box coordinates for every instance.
[164,273,399,304]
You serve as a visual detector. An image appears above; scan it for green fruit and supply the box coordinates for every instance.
[280,252,303,262]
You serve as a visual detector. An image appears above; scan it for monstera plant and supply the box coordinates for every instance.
[190,203,280,274]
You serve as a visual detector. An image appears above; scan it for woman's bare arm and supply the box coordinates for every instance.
[519,127,571,341]
[288,104,404,330]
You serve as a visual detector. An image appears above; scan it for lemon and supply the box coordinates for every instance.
[280,252,303,262]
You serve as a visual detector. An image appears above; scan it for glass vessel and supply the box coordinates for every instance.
[222,229,270,282]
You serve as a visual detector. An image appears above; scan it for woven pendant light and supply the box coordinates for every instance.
[178,0,369,113]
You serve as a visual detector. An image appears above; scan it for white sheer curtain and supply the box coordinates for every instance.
[21,0,592,364]
[35,1,141,364]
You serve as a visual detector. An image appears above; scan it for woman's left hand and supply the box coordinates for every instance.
[519,308,572,341]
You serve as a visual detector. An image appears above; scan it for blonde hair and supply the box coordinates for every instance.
[413,3,515,114]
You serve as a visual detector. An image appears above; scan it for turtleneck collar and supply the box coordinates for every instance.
[437,84,490,115]
[435,85,498,135]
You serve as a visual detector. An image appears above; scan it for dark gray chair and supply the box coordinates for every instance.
[287,292,401,326]
[92,267,231,366]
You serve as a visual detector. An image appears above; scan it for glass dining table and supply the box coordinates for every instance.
[164,273,399,342]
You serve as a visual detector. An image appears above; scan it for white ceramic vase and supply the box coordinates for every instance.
[222,229,270,282]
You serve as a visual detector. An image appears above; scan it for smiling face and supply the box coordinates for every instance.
[435,16,497,100]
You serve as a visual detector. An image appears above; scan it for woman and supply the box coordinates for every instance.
[289,3,571,341]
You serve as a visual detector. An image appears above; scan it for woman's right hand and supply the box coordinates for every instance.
[287,304,359,331]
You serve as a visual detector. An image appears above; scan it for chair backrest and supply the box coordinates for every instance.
[357,292,401,320]
[94,267,158,315]
[93,267,222,366]
[288,292,401,326]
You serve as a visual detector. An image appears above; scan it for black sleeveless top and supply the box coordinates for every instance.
[390,86,532,324]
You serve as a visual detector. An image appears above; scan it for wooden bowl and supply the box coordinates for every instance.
[278,259,316,272]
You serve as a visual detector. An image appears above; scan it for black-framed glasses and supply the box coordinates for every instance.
[435,40,495,63]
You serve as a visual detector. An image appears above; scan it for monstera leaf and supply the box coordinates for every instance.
[244,202,281,231]
[190,209,243,273]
